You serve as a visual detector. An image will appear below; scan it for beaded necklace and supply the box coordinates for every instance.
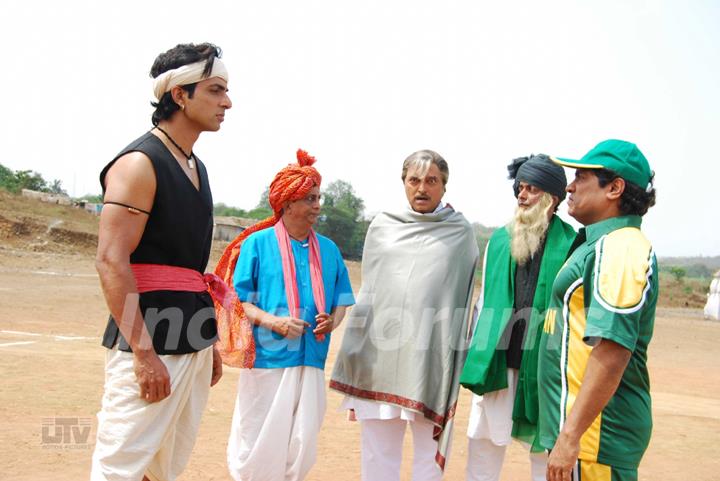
[156,126,195,169]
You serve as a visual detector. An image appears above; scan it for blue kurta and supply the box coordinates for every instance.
[233,228,355,369]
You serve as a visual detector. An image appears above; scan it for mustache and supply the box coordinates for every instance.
[515,195,552,224]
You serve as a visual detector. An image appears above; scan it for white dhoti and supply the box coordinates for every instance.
[90,346,213,481]
[465,368,547,481]
[227,366,326,481]
[340,397,445,481]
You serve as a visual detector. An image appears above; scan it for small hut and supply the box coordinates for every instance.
[213,216,256,242]
[704,270,720,321]
[21,188,72,205]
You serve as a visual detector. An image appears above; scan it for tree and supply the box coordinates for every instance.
[14,170,48,192]
[684,263,712,279]
[256,186,271,210]
[48,179,67,195]
[323,180,364,216]
[670,266,687,283]
[0,163,54,193]
[214,203,248,218]
[246,207,273,220]
[0,163,19,192]
[350,218,371,258]
[316,205,357,255]
[242,186,273,219]
[315,180,367,259]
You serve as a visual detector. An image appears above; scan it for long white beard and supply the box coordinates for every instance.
[510,193,553,265]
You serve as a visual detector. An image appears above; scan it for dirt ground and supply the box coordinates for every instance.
[1,244,719,481]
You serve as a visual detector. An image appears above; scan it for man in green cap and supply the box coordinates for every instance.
[461,154,576,481]
[538,139,658,481]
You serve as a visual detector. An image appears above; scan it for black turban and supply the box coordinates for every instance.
[507,154,567,201]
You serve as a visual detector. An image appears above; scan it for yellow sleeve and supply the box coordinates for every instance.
[594,227,653,312]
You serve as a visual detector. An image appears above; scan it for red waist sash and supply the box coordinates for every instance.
[131,263,229,299]
[129,263,255,368]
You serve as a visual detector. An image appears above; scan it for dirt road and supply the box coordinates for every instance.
[1,247,719,480]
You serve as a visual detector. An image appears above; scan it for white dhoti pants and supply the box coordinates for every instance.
[360,417,444,481]
[227,366,326,481]
[465,369,547,481]
[90,346,213,481]
[341,397,445,481]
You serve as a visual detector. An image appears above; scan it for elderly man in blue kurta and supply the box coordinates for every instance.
[217,150,355,481]
[233,229,352,369]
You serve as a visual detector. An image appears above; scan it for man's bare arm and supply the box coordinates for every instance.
[546,339,631,481]
[95,152,170,403]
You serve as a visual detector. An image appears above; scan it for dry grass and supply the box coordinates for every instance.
[658,273,710,308]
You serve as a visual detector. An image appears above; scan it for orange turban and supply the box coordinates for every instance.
[268,149,322,215]
[213,149,321,367]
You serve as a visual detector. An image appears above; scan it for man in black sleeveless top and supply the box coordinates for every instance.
[90,43,232,481]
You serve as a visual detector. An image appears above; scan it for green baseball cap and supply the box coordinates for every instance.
[551,139,652,188]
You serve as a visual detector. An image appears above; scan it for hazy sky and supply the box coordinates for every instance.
[2,0,718,256]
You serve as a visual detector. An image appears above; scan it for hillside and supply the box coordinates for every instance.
[658,255,720,278]
[659,255,720,269]
[0,190,99,255]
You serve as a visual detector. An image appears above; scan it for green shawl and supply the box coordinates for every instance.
[459,215,575,450]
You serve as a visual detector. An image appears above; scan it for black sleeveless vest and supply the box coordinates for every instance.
[99,131,218,354]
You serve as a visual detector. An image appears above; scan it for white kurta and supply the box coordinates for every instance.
[227,366,326,481]
[465,368,547,481]
[91,346,213,481]
[467,368,519,445]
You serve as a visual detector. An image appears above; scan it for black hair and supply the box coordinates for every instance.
[150,43,222,126]
[593,168,656,216]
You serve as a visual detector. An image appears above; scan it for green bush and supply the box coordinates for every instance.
[0,162,66,195]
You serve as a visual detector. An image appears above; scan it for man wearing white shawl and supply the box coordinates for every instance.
[330,150,479,480]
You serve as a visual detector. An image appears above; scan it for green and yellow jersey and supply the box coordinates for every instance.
[538,215,657,469]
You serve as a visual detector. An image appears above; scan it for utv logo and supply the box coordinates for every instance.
[41,417,92,449]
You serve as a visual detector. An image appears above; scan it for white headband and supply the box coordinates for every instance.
[152,58,229,100]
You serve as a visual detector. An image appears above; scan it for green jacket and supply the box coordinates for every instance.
[460,215,576,449]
